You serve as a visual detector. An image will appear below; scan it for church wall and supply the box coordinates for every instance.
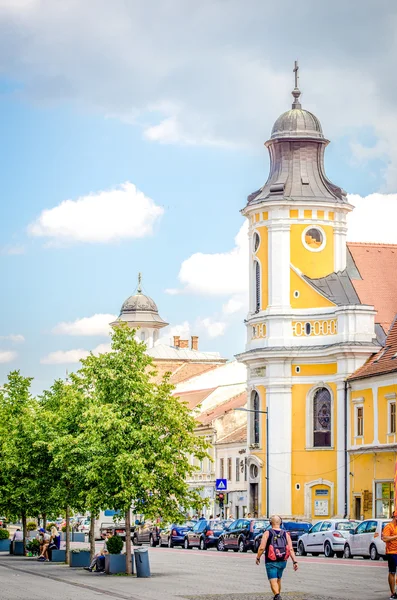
[290,268,336,310]
[290,223,334,278]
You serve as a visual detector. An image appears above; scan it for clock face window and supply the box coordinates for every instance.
[302,226,325,252]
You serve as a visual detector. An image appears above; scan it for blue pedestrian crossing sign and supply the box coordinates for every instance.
[216,478,228,491]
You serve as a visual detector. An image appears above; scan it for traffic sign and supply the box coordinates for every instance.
[216,478,228,491]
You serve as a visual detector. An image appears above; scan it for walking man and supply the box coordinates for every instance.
[382,512,397,599]
[256,515,298,600]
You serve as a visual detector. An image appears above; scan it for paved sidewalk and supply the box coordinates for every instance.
[0,546,389,600]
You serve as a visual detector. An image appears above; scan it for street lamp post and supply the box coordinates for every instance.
[235,407,269,518]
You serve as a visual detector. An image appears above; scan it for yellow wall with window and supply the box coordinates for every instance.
[350,451,396,519]
[350,388,373,446]
[291,382,337,517]
[290,268,336,309]
[378,384,397,444]
[290,224,334,278]
[254,226,268,310]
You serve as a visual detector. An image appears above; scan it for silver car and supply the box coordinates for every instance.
[343,519,390,560]
[298,519,359,558]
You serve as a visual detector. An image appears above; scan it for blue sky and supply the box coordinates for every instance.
[0,0,396,393]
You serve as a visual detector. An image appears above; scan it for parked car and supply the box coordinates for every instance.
[253,521,311,552]
[133,520,161,547]
[217,518,270,553]
[183,519,226,550]
[298,519,359,558]
[79,518,91,534]
[0,517,7,529]
[159,520,197,548]
[343,519,390,560]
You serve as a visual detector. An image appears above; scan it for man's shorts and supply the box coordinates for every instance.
[387,554,397,574]
[265,560,287,580]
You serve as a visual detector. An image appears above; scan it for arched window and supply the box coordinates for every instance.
[255,261,260,313]
[313,387,331,447]
[252,391,260,445]
[140,331,146,342]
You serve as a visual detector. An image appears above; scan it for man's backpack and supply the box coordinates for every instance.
[266,529,290,562]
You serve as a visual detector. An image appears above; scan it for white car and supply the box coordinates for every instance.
[79,518,91,534]
[343,519,390,560]
[298,519,359,558]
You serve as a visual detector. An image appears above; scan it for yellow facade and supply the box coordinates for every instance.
[291,383,337,518]
[290,223,334,278]
[254,225,268,310]
[291,363,337,377]
[290,268,335,309]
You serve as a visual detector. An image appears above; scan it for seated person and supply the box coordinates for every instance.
[50,526,61,549]
[84,533,111,572]
[37,528,51,561]
[10,528,23,554]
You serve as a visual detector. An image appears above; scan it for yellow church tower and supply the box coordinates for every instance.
[237,63,378,520]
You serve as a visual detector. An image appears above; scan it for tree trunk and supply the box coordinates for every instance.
[125,508,132,575]
[21,512,27,556]
[65,506,70,564]
[43,513,47,530]
[89,511,96,562]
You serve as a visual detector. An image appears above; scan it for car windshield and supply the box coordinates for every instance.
[211,522,225,531]
[182,520,196,528]
[336,521,359,531]
[283,522,310,531]
[253,520,269,530]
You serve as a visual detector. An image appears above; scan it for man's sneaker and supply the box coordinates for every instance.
[84,567,92,572]
[274,595,281,600]
[389,593,397,600]
[37,556,45,561]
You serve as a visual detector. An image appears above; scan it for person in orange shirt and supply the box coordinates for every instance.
[382,513,397,599]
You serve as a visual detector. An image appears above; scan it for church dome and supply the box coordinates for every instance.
[271,108,323,140]
[121,293,158,314]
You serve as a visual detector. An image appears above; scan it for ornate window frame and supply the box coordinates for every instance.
[306,384,334,450]
[302,225,326,253]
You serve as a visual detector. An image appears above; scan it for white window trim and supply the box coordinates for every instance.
[387,399,396,436]
[301,225,326,253]
[253,229,261,253]
[354,404,364,440]
[306,384,334,449]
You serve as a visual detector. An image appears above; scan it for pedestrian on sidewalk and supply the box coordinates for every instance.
[382,512,397,599]
[255,515,298,600]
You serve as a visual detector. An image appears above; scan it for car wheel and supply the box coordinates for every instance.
[344,544,352,559]
[149,535,155,547]
[238,538,247,553]
[183,538,190,550]
[324,542,334,558]
[168,537,173,549]
[298,541,307,556]
[199,537,207,551]
[133,535,139,546]
[217,538,227,552]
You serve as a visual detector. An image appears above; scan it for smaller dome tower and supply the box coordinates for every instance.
[110,273,168,348]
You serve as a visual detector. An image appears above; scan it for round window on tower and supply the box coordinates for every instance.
[302,226,326,252]
[250,464,259,479]
[253,232,260,252]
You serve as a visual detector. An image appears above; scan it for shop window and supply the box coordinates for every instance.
[375,482,395,518]
[313,387,331,447]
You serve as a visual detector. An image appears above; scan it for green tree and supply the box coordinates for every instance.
[75,325,208,573]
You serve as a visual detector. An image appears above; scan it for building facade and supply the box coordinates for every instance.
[236,72,383,520]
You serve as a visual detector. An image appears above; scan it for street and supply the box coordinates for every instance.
[0,546,388,600]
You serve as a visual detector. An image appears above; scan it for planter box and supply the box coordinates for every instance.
[69,551,90,567]
[13,541,24,555]
[51,549,66,562]
[72,532,85,542]
[0,539,10,552]
[105,554,127,574]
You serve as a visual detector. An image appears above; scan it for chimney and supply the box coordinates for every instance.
[173,336,180,348]
[179,339,189,348]
[191,335,199,351]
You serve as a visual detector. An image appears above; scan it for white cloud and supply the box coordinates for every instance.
[52,314,116,336]
[1,245,25,255]
[347,193,397,243]
[41,342,112,365]
[0,350,17,363]
[28,182,164,244]
[0,334,25,343]
[222,298,244,315]
[197,318,226,338]
[177,221,248,296]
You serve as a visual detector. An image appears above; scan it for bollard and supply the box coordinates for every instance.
[134,547,150,577]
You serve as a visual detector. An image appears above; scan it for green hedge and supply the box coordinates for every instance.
[26,522,37,531]
[0,529,9,539]
[106,534,123,554]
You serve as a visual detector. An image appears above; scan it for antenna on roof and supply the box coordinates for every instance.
[137,272,142,294]
[292,60,302,109]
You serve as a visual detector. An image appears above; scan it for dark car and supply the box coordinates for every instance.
[159,520,197,548]
[133,519,161,547]
[183,519,226,550]
[217,518,270,553]
[253,521,311,553]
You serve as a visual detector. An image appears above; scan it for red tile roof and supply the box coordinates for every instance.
[348,242,397,333]
[217,424,247,444]
[349,315,397,380]
[196,392,247,426]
